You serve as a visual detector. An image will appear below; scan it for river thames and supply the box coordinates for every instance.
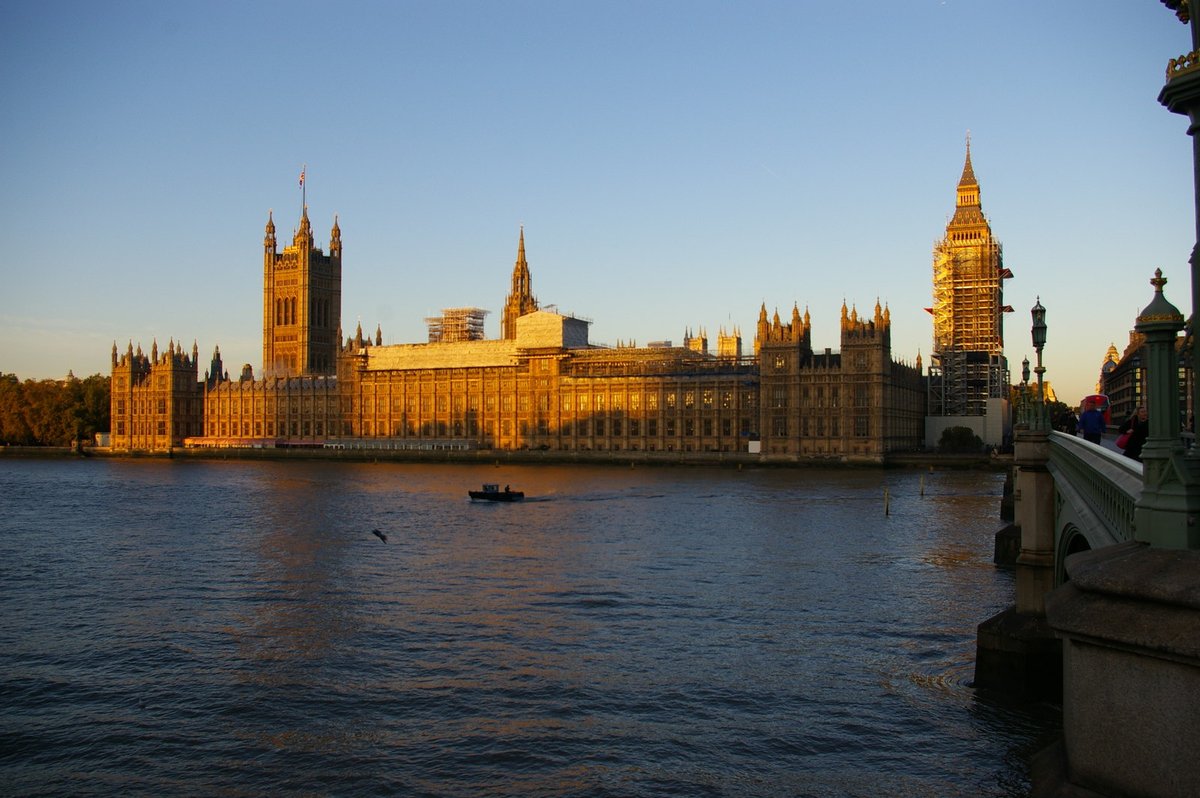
[1,458,1058,796]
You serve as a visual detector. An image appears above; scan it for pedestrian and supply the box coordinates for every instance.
[1077,400,1106,445]
[1117,406,1149,462]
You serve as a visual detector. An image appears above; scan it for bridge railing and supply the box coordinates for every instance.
[1046,431,1142,551]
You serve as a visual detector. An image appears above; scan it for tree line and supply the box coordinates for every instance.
[0,373,110,446]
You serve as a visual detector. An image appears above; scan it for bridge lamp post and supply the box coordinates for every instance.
[1020,356,1031,428]
[1031,298,1047,431]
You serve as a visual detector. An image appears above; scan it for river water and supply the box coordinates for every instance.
[0,458,1058,797]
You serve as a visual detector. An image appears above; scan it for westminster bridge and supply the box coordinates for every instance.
[998,8,1200,795]
[985,273,1200,797]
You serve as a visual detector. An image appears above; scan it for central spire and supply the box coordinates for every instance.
[501,225,539,340]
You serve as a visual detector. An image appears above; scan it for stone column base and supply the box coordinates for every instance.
[974,604,1062,701]
[1045,541,1200,798]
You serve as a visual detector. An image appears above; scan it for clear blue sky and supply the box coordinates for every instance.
[0,1,1192,405]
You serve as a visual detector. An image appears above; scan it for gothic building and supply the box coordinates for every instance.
[109,204,927,461]
[927,140,1012,418]
[262,207,342,378]
[109,339,207,451]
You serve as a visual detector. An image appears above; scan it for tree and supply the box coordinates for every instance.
[0,373,33,445]
[0,373,110,446]
[938,425,984,454]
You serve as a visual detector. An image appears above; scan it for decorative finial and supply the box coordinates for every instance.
[1151,268,1167,293]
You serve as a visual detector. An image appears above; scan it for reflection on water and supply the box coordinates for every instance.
[0,459,1059,797]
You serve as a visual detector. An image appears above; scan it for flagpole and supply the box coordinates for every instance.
[300,164,306,216]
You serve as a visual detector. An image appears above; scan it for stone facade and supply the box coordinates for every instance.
[262,208,342,378]
[109,339,206,451]
[109,211,927,459]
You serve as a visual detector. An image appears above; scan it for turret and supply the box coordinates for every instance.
[295,205,313,247]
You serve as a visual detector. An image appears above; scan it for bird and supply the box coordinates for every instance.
[371,528,388,543]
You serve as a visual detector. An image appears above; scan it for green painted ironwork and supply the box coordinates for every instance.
[1047,431,1141,583]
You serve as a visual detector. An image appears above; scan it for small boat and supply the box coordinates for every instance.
[469,483,524,502]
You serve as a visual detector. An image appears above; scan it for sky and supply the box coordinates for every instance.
[0,1,1194,405]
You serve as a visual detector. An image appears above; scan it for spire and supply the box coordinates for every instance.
[959,131,978,190]
[954,134,982,214]
[511,225,531,296]
[501,225,538,339]
[330,214,341,256]
[295,204,312,245]
[375,323,382,346]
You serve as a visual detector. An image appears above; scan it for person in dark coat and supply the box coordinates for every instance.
[1118,406,1149,462]
[1077,400,1106,444]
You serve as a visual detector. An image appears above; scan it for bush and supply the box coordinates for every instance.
[938,425,984,454]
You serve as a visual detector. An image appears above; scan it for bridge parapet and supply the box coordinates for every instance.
[1046,431,1141,582]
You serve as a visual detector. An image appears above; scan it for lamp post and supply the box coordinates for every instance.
[1031,298,1047,431]
[1019,356,1031,428]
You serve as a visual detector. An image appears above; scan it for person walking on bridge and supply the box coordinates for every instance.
[1077,399,1106,445]
[1117,406,1149,462]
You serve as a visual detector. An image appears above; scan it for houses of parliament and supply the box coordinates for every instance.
[108,149,1006,461]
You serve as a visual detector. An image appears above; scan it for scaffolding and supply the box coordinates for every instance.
[426,307,489,343]
[927,348,1009,417]
[929,221,1011,417]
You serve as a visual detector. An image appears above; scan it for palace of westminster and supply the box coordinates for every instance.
[109,145,1011,461]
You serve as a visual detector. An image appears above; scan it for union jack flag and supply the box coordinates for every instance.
[299,167,305,187]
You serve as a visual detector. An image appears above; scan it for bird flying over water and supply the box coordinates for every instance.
[371,528,388,543]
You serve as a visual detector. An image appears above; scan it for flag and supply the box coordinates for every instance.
[299,167,305,187]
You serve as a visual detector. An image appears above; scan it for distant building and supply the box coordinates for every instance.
[1098,343,1120,396]
[109,204,926,460]
[1101,323,1191,428]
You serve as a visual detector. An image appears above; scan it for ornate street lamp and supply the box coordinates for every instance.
[1031,298,1047,430]
[1018,356,1032,428]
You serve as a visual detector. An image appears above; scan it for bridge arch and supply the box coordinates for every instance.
[1047,432,1141,584]
[1055,523,1093,584]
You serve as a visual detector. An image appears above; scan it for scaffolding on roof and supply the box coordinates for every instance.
[426,307,489,343]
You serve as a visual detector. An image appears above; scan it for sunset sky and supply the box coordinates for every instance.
[0,1,1193,405]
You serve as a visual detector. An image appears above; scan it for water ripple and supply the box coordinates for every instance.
[0,459,1056,796]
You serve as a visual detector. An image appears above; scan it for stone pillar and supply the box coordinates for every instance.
[1044,543,1200,798]
[1014,429,1056,615]
[973,427,1061,699]
[1132,270,1200,549]
[1156,5,1200,552]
